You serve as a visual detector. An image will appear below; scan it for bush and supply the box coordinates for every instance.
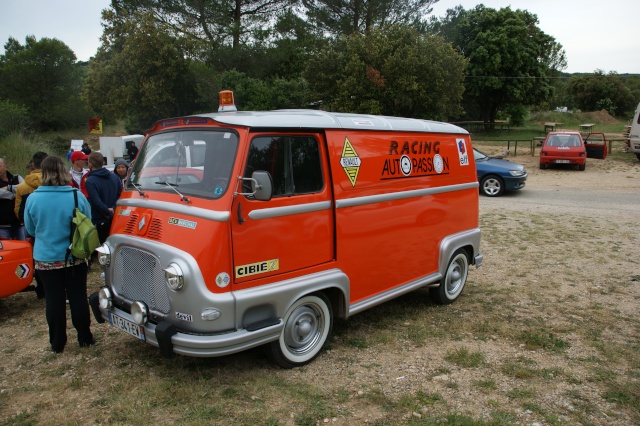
[505,105,528,127]
[0,100,30,138]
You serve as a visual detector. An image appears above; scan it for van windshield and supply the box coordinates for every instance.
[128,130,238,199]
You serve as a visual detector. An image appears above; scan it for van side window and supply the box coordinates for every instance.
[245,136,323,196]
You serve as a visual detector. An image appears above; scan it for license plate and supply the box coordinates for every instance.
[555,159,570,164]
[109,312,146,341]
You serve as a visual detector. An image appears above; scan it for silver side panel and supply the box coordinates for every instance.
[117,198,230,222]
[335,182,478,209]
[248,201,332,220]
[348,272,442,316]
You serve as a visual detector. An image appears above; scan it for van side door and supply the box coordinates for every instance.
[230,134,335,284]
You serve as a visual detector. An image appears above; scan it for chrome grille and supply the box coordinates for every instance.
[112,246,170,313]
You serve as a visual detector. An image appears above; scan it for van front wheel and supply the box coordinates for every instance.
[265,293,332,368]
[430,249,469,305]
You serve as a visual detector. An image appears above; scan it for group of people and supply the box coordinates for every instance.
[0,144,132,354]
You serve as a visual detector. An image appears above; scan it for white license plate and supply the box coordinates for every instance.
[555,159,570,164]
[109,312,146,341]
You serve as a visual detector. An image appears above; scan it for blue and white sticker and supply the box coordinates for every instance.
[457,138,469,166]
[215,272,231,288]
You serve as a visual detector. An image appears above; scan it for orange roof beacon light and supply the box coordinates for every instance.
[218,90,237,112]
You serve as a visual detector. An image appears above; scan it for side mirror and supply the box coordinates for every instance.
[251,171,273,201]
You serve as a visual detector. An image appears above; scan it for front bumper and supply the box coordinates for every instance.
[89,294,283,357]
[504,175,527,191]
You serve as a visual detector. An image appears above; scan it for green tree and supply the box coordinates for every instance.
[111,0,297,51]
[566,70,635,116]
[83,10,197,133]
[0,36,87,130]
[304,26,466,120]
[303,0,438,36]
[432,5,566,123]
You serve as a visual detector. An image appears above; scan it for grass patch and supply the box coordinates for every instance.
[444,347,485,368]
[519,331,569,352]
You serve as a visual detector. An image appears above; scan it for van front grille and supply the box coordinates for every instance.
[112,246,170,313]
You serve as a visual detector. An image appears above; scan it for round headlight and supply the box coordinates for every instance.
[164,263,185,291]
[98,287,112,310]
[96,244,111,266]
[131,301,148,325]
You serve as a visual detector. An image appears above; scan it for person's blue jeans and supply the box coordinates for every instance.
[0,224,26,240]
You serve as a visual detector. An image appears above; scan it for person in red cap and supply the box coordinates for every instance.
[69,151,89,195]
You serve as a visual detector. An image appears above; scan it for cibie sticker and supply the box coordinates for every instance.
[235,259,279,278]
[340,137,361,187]
[215,272,231,288]
[457,138,469,166]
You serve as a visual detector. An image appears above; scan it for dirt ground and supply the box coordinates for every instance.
[1,146,639,425]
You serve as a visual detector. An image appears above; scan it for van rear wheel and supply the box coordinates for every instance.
[265,293,332,368]
[430,249,469,305]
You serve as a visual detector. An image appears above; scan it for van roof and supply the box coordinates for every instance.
[191,110,468,135]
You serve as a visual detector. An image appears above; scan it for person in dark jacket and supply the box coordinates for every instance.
[113,158,129,184]
[85,152,122,243]
[0,157,25,240]
[81,143,92,155]
[126,143,139,162]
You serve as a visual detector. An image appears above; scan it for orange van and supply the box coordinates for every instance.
[89,91,483,367]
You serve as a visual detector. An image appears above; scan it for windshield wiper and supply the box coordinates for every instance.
[130,181,147,197]
[155,181,191,204]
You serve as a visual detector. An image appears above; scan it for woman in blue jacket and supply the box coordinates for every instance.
[24,156,95,353]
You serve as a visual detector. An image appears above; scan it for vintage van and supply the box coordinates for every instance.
[629,101,640,161]
[89,91,483,367]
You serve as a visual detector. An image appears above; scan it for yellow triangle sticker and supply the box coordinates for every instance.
[340,137,361,187]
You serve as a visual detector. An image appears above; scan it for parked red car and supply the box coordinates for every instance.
[539,131,607,171]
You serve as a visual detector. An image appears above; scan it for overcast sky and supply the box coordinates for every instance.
[1,0,638,74]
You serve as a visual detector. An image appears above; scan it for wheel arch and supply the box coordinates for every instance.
[235,269,350,329]
[438,229,481,276]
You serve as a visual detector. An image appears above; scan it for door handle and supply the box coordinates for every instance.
[237,202,246,224]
